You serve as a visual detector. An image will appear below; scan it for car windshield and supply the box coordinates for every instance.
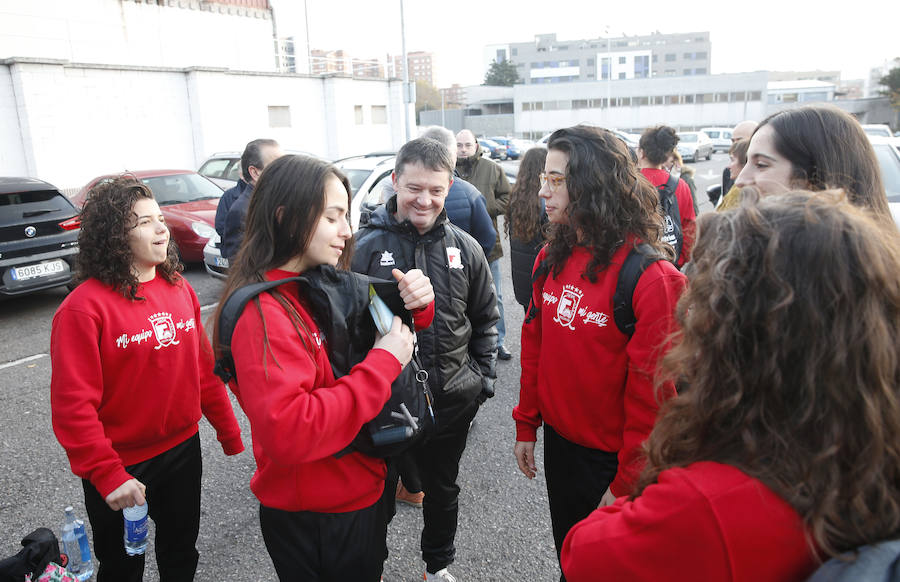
[873,144,900,202]
[142,174,223,205]
[865,127,892,138]
[679,133,698,142]
[342,169,373,195]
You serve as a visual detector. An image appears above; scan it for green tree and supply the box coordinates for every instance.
[483,59,519,86]
[880,63,900,110]
[415,80,442,122]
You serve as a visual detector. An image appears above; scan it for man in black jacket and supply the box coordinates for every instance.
[352,137,499,582]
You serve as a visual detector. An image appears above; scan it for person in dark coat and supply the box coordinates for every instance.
[505,147,547,312]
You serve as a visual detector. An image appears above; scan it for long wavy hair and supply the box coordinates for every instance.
[212,155,353,365]
[755,105,889,216]
[543,125,672,282]
[505,147,547,242]
[637,191,900,558]
[75,175,181,299]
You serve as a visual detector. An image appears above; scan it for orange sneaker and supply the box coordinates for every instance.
[396,482,424,508]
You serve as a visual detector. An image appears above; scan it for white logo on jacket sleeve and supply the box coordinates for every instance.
[447,246,464,269]
[380,251,395,266]
[553,285,583,331]
[149,312,180,349]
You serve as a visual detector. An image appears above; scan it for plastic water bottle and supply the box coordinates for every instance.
[74,520,94,580]
[61,506,92,580]
[122,503,149,555]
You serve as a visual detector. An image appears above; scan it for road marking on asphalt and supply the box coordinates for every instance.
[0,353,48,370]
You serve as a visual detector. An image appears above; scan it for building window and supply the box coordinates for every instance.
[664,69,676,76]
[683,52,693,60]
[587,73,595,78]
[618,97,632,106]
[511,48,517,56]
[665,95,679,104]
[573,99,589,109]
[618,56,626,64]
[781,93,798,103]
[716,92,729,102]
[496,49,507,62]
[652,95,664,105]
[698,93,714,103]
[634,96,649,106]
[652,54,658,63]
[587,58,595,66]
[683,94,695,104]
[696,51,707,59]
[749,91,763,101]
[618,72,626,79]
[665,53,676,62]
[695,68,707,75]
[732,91,746,101]
[268,105,291,128]
[354,105,364,124]
[371,105,387,124]
[684,69,693,76]
[802,91,828,102]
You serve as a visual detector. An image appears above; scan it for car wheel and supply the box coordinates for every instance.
[706,150,712,161]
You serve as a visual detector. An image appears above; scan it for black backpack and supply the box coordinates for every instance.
[657,173,683,262]
[213,265,434,458]
[527,243,665,338]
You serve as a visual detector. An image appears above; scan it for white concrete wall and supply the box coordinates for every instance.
[0,59,404,190]
[0,0,276,71]
[0,64,27,176]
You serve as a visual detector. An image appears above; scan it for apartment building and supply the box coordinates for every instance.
[392,51,436,85]
[485,31,711,85]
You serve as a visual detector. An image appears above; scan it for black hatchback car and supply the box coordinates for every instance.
[0,177,80,296]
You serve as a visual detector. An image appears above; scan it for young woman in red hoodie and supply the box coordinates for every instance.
[212,154,433,581]
[512,125,686,581]
[51,177,244,581]
[562,191,900,581]
[637,125,697,268]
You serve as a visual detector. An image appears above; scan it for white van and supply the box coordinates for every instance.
[701,127,733,152]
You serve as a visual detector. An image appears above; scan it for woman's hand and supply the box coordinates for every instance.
[514,440,538,479]
[373,316,414,368]
[393,268,434,311]
[105,478,146,511]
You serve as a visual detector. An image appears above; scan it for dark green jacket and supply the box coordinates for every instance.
[455,142,511,263]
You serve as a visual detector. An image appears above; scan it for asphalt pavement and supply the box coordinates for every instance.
[0,153,727,580]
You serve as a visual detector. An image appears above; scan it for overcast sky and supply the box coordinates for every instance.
[270,0,898,87]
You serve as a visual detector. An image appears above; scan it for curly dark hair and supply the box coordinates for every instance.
[75,175,181,299]
[637,191,900,558]
[505,147,547,242]
[543,125,672,282]
[639,125,680,166]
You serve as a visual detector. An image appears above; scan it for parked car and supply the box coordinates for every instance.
[677,131,714,162]
[488,137,521,160]
[197,152,244,189]
[72,170,222,263]
[478,138,508,160]
[862,124,894,139]
[0,177,80,296]
[198,149,323,190]
[701,127,734,152]
[869,136,900,229]
[611,130,640,152]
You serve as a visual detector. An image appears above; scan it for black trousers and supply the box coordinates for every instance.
[82,433,202,582]
[544,424,618,582]
[396,452,423,493]
[387,399,479,574]
[259,499,386,582]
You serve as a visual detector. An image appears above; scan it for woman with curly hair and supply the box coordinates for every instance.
[736,104,890,217]
[637,125,697,267]
[505,146,547,312]
[512,125,687,581]
[50,176,243,581]
[561,191,900,581]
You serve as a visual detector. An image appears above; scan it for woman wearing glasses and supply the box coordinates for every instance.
[512,125,686,581]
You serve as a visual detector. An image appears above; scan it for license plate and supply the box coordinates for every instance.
[214,256,229,268]
[10,260,65,281]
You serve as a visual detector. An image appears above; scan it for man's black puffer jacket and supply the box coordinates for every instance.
[352,196,499,429]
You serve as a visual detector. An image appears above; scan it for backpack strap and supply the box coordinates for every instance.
[213,277,304,383]
[657,173,683,262]
[524,258,551,324]
[613,243,664,337]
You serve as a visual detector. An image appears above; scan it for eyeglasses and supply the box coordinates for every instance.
[539,172,566,192]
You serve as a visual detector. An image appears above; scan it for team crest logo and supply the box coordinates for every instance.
[447,246,464,269]
[663,214,675,233]
[553,285,583,330]
[149,312,180,349]
[380,251,395,266]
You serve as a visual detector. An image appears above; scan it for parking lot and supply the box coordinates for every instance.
[0,153,727,580]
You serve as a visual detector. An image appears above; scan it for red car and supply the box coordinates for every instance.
[71,170,223,262]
